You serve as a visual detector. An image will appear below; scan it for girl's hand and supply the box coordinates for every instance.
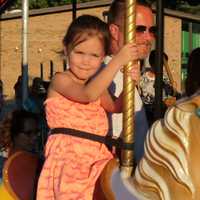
[129,61,141,84]
[115,42,139,67]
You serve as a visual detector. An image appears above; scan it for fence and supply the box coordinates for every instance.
[39,59,67,81]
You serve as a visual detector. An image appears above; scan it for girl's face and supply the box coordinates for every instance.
[68,36,105,81]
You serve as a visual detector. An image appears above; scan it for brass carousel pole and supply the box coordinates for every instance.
[121,0,136,177]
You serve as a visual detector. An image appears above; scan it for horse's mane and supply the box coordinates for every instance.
[133,95,200,200]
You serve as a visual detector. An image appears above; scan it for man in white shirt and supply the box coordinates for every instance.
[107,0,156,163]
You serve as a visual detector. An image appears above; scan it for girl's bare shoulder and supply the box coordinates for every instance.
[53,71,70,79]
[49,71,73,89]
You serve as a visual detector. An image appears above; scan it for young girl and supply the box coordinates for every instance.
[37,14,139,200]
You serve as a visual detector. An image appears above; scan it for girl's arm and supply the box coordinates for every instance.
[100,90,123,113]
[101,62,140,113]
[49,43,139,103]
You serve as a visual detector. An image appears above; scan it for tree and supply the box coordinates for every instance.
[4,0,95,10]
[146,0,200,14]
[3,0,200,14]
[186,0,200,6]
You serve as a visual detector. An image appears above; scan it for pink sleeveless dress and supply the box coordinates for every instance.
[37,94,113,200]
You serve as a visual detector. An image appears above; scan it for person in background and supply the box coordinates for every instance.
[13,75,23,109]
[139,50,181,126]
[0,109,41,199]
[37,14,140,200]
[106,0,156,163]
[23,77,48,154]
[0,76,22,121]
[185,47,200,97]
[24,77,46,114]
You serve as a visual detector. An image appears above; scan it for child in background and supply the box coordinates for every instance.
[37,14,139,200]
[0,110,41,199]
[139,50,180,126]
[185,47,200,97]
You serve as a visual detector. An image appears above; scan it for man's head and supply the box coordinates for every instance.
[108,0,155,59]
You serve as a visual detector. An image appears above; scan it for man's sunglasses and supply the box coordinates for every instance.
[136,25,156,35]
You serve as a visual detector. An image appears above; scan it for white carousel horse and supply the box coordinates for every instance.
[95,94,200,200]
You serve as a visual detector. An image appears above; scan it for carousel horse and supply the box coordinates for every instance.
[95,93,200,200]
[0,151,40,200]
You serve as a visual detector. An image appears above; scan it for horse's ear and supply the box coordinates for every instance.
[191,96,200,108]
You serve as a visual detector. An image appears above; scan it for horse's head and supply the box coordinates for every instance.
[133,95,200,200]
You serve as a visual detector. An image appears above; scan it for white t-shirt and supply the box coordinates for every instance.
[104,56,149,163]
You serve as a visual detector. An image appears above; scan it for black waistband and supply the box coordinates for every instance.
[50,127,134,150]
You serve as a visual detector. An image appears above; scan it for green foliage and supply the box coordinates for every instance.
[10,0,21,9]
[29,0,49,9]
[145,0,199,14]
[11,0,96,10]
[47,0,70,7]
[8,0,200,15]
